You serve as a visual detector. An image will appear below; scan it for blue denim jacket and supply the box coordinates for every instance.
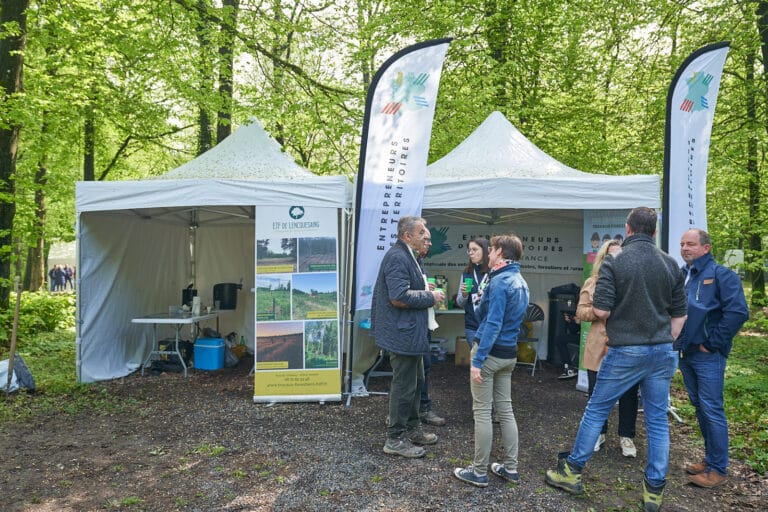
[472,262,529,369]
[676,252,749,357]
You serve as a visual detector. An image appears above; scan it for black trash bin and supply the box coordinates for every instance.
[213,282,242,310]
[547,283,581,366]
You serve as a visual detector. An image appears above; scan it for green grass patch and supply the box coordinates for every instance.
[1,327,139,423]
[191,443,227,457]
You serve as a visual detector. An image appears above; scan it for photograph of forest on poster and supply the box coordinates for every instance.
[292,273,337,320]
[304,320,338,369]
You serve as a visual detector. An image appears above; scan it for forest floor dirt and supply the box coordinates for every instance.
[1,356,766,511]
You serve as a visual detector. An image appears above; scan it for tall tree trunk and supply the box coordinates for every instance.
[216,0,239,144]
[84,104,96,181]
[196,0,214,155]
[746,45,764,305]
[0,0,29,308]
[24,154,48,292]
[755,3,768,306]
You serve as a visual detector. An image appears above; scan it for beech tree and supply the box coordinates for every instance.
[0,0,30,306]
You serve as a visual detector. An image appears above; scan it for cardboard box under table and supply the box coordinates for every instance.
[454,336,471,366]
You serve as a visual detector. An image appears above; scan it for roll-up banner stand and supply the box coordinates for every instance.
[253,206,341,403]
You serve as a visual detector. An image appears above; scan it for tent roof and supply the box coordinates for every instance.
[76,118,351,216]
[157,117,314,180]
[424,111,659,210]
[427,111,589,179]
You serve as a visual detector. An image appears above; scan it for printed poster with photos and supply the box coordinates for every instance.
[577,209,629,385]
[253,206,341,403]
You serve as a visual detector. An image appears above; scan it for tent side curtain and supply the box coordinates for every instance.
[423,175,660,210]
[76,176,352,212]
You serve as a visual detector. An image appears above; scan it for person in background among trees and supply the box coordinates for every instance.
[455,237,490,350]
[48,265,57,292]
[372,216,444,459]
[57,265,67,291]
[453,234,528,487]
[677,228,749,488]
[49,264,64,292]
[575,239,639,458]
[64,264,74,290]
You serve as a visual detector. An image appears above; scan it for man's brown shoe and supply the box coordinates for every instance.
[688,470,727,488]
[685,461,707,475]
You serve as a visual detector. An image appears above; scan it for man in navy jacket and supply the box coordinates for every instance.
[677,228,749,488]
[371,216,444,459]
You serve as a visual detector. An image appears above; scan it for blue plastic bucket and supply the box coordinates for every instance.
[194,338,225,370]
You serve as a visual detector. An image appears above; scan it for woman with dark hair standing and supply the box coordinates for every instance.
[455,238,490,349]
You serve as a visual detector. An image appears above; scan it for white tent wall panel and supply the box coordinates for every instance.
[77,213,191,382]
[195,224,255,346]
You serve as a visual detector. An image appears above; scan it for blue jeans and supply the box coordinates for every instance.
[679,349,728,475]
[587,369,639,437]
[568,343,678,488]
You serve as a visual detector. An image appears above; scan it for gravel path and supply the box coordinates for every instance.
[1,356,766,511]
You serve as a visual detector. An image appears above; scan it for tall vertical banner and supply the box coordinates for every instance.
[352,39,452,314]
[662,42,729,265]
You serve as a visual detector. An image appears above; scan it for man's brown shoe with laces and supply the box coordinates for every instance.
[685,461,707,475]
[688,470,727,488]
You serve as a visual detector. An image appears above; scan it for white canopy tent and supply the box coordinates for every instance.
[418,111,661,357]
[424,110,659,210]
[75,118,351,383]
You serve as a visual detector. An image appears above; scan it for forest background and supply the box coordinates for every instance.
[2,0,768,314]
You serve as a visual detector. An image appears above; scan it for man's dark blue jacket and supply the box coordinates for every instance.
[675,252,749,357]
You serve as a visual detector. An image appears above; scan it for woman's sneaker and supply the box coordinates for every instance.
[593,433,606,452]
[620,436,637,457]
[558,364,577,379]
[490,463,520,483]
[453,466,489,487]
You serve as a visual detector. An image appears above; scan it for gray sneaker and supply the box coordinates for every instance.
[407,428,438,445]
[383,437,426,458]
[420,410,446,426]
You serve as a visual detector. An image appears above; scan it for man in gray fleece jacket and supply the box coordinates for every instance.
[546,207,687,512]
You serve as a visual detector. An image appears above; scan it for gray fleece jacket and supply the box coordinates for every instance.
[593,234,687,345]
